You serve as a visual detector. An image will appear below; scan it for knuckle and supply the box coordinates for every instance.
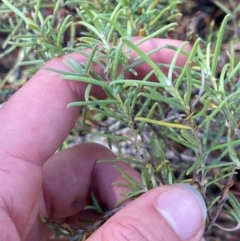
[101,216,152,241]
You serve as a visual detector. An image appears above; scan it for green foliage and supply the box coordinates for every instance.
[1,0,240,239]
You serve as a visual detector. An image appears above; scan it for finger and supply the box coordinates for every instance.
[87,184,207,241]
[126,37,191,80]
[22,143,140,241]
[42,143,141,219]
[0,38,191,167]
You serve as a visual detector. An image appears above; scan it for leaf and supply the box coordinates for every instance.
[68,99,119,107]
[113,164,144,188]
[211,14,231,77]
[56,14,72,50]
[180,129,200,148]
[186,157,202,175]
[121,38,168,85]
[135,117,193,130]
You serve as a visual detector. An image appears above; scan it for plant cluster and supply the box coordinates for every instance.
[1,0,240,240]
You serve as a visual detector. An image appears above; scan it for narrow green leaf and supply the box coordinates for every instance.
[208,139,240,152]
[56,14,72,50]
[168,132,195,149]
[199,89,240,128]
[206,43,211,70]
[202,119,210,153]
[2,0,30,24]
[79,36,102,45]
[180,129,200,148]
[207,196,221,210]
[81,6,104,33]
[192,98,211,119]
[18,60,44,66]
[183,63,192,109]
[112,41,124,80]
[114,190,146,207]
[38,41,59,52]
[110,79,165,88]
[34,0,43,24]
[211,14,231,77]
[129,86,141,115]
[90,132,132,142]
[90,107,126,125]
[84,84,92,101]
[225,60,240,84]
[137,102,158,133]
[77,21,102,39]
[94,15,125,37]
[113,164,143,188]
[199,162,237,171]
[135,23,178,46]
[175,38,201,90]
[85,44,99,74]
[136,98,152,117]
[150,134,165,159]
[139,92,186,111]
[135,117,193,129]
[68,99,119,107]
[61,74,111,91]
[106,6,124,43]
[168,41,189,84]
[51,0,61,25]
[186,157,202,175]
[121,38,168,84]
[228,193,240,218]
[214,1,232,15]
[206,171,237,188]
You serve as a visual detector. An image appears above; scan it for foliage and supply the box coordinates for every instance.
[1,0,240,240]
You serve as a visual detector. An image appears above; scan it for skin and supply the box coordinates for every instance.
[0,38,204,241]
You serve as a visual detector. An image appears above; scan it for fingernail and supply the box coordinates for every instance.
[154,184,207,240]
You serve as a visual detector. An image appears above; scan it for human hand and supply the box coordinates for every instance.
[0,38,206,241]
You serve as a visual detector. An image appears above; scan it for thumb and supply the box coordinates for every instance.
[88,184,207,241]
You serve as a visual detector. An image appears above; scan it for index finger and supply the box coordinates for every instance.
[0,38,191,166]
